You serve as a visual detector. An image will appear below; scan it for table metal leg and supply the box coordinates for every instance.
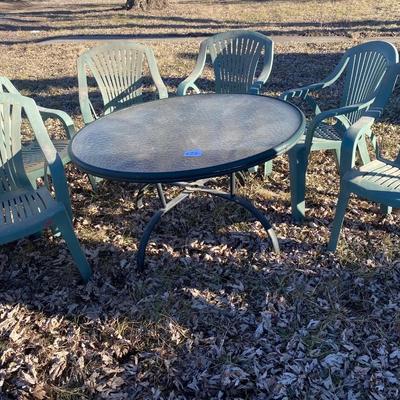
[135,183,169,208]
[137,190,191,270]
[234,171,247,186]
[135,184,150,208]
[136,177,280,271]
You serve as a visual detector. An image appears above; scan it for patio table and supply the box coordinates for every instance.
[69,94,305,269]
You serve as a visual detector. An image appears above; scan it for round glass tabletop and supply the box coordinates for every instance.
[69,94,305,183]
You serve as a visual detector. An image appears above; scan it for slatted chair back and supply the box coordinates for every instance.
[338,41,398,123]
[205,31,273,94]
[366,61,400,118]
[78,42,167,124]
[0,99,32,193]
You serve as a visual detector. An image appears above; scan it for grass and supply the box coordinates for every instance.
[0,1,400,399]
[1,0,400,45]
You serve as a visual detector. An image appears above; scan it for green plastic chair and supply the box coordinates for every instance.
[328,63,400,251]
[177,30,274,175]
[280,41,399,221]
[0,76,75,187]
[177,30,273,96]
[0,93,92,282]
[77,42,168,125]
[77,42,168,194]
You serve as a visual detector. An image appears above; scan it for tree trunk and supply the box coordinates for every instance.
[125,0,168,10]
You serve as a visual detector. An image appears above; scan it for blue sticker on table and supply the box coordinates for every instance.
[184,149,203,157]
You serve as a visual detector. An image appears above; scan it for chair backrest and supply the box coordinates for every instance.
[204,30,273,94]
[368,62,400,118]
[338,41,398,123]
[0,94,32,193]
[78,42,158,123]
[370,63,400,162]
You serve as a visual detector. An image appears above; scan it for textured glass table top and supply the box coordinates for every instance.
[69,94,305,183]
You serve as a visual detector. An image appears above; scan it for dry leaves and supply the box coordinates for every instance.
[0,2,400,398]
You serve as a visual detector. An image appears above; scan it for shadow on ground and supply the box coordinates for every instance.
[2,8,400,45]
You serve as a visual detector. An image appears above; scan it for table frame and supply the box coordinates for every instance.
[136,173,279,271]
[69,94,306,269]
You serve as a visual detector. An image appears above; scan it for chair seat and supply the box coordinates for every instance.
[0,187,63,242]
[345,159,400,206]
[22,139,70,174]
[313,122,342,141]
[294,122,342,146]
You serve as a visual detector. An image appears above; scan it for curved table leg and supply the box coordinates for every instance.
[235,171,247,186]
[137,209,164,271]
[136,181,280,271]
[224,194,279,253]
[195,188,280,254]
[137,190,191,271]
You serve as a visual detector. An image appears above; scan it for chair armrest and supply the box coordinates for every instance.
[362,108,383,119]
[280,82,327,101]
[145,47,168,100]
[280,82,327,116]
[280,58,349,116]
[340,116,375,176]
[37,106,76,139]
[80,93,97,124]
[177,40,208,96]
[250,59,273,95]
[313,100,374,126]
[22,97,73,216]
[304,99,375,153]
[281,57,349,101]
[77,60,97,124]
[153,75,168,100]
[177,78,201,96]
[0,76,19,94]
[249,82,263,95]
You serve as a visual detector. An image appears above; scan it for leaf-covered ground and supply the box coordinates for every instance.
[0,5,400,399]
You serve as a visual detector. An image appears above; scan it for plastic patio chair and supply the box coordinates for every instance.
[328,63,400,251]
[177,30,274,176]
[77,42,168,125]
[0,93,92,282]
[77,42,168,195]
[0,76,76,188]
[280,41,399,221]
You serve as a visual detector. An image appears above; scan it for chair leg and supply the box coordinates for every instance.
[136,184,151,208]
[357,137,370,166]
[327,188,351,252]
[333,147,341,171]
[43,162,51,189]
[289,145,307,222]
[54,211,92,283]
[247,165,258,173]
[380,204,392,215]
[30,231,43,239]
[28,176,37,188]
[263,160,273,177]
[88,174,102,192]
